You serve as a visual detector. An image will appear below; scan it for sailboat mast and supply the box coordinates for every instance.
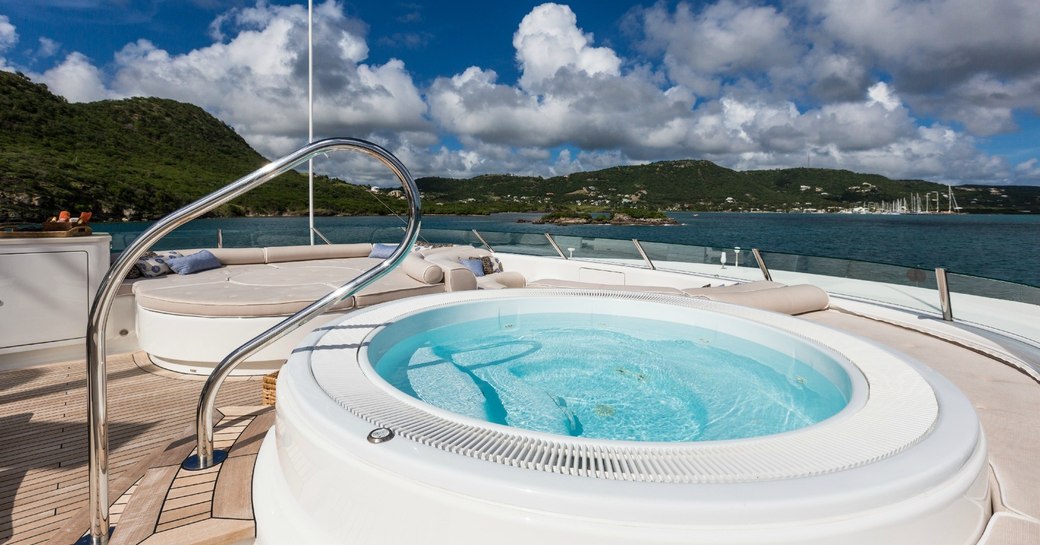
[308,0,315,245]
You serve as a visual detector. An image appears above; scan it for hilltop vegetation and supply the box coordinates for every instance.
[0,70,398,222]
[419,162,1040,214]
[1,69,1038,222]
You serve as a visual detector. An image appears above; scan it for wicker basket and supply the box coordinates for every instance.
[261,370,279,406]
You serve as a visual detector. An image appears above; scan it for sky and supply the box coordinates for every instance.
[2,0,1040,186]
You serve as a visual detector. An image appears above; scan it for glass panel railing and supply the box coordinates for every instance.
[637,241,761,276]
[470,230,559,257]
[551,235,644,264]
[754,250,941,315]
[943,273,1040,344]
[947,273,1040,306]
[414,228,484,248]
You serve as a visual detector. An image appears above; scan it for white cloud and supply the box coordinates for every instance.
[37,37,60,58]
[77,1,427,160]
[513,3,620,93]
[637,1,799,96]
[37,52,110,102]
[0,14,17,71]
[810,0,1040,135]
[6,0,1035,185]
[1015,159,1040,181]
[0,15,16,52]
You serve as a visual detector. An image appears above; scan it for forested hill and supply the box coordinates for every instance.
[418,161,1040,213]
[2,69,1037,222]
[0,70,387,222]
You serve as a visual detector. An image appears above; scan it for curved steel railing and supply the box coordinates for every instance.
[82,138,420,545]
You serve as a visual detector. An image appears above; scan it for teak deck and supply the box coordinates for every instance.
[0,352,262,545]
[3,310,1040,545]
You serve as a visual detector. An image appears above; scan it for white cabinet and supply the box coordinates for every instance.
[0,235,111,359]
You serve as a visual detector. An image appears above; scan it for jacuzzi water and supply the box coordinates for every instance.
[372,311,851,442]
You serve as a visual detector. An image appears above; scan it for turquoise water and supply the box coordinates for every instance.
[96,212,1040,287]
[372,312,850,442]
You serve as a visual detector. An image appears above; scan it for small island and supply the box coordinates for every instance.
[530,208,679,226]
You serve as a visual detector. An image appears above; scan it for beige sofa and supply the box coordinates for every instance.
[129,243,446,318]
[419,245,527,291]
[525,278,829,315]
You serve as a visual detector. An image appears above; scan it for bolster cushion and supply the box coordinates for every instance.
[399,254,444,284]
[696,284,829,315]
[265,243,374,263]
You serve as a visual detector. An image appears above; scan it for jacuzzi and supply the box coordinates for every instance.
[253,290,990,544]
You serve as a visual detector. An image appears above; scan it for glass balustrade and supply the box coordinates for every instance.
[103,221,1039,343]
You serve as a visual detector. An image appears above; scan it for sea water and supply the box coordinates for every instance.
[373,313,849,442]
[97,212,1040,287]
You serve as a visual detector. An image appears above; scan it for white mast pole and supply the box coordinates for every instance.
[308,0,315,245]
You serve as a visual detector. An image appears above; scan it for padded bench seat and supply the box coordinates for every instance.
[525,278,828,315]
[127,243,448,374]
[131,249,444,318]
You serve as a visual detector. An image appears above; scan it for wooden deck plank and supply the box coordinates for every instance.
[166,482,215,501]
[144,518,253,545]
[2,351,262,545]
[227,410,274,458]
[153,512,210,534]
[108,466,180,545]
[154,502,211,528]
[212,456,255,521]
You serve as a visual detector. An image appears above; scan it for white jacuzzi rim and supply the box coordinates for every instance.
[356,295,869,449]
[308,289,947,484]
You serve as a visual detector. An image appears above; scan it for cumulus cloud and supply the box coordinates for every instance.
[0,15,16,52]
[635,1,800,96]
[36,37,61,58]
[38,52,110,102]
[809,0,1040,134]
[109,1,430,158]
[5,1,1038,185]
[513,3,620,92]
[427,2,1002,183]
[25,2,429,163]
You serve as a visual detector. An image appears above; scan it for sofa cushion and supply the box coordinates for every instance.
[264,243,373,263]
[692,284,829,315]
[135,281,356,317]
[368,243,398,259]
[400,253,444,284]
[136,251,183,277]
[198,247,266,265]
[167,250,222,275]
[459,257,486,277]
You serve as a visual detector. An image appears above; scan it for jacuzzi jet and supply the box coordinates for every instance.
[366,427,395,444]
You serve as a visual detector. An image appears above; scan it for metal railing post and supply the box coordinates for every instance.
[82,138,415,545]
[632,239,656,270]
[544,233,567,259]
[184,144,420,471]
[311,226,332,245]
[936,267,954,321]
[471,229,495,252]
[751,248,773,282]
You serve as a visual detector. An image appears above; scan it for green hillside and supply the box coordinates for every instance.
[2,69,1037,222]
[419,161,1040,213]
[0,70,396,222]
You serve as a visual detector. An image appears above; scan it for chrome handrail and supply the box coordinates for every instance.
[752,248,773,281]
[82,137,420,545]
[311,225,333,245]
[471,229,494,252]
[544,233,567,259]
[632,239,656,270]
[936,267,954,321]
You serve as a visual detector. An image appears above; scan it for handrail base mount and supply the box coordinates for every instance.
[182,449,228,471]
